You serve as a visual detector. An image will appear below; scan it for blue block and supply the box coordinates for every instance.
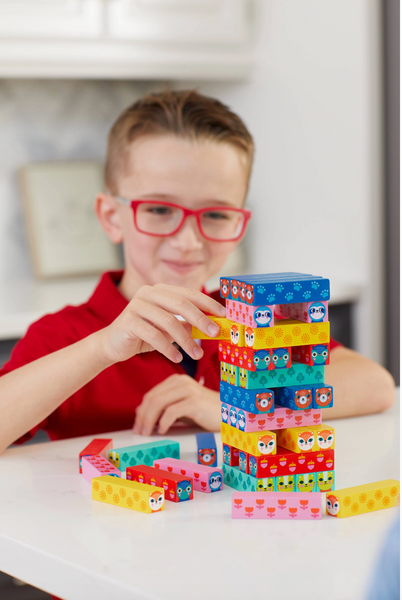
[220,380,275,415]
[220,272,330,304]
[311,384,334,408]
[196,432,217,467]
[274,385,314,410]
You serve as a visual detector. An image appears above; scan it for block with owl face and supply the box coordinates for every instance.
[293,343,330,366]
[276,424,335,454]
[222,444,239,467]
[126,465,193,503]
[326,480,400,518]
[275,385,314,410]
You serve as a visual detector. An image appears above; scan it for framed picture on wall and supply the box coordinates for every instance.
[20,160,122,279]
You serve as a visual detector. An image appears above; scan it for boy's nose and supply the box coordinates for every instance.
[169,215,204,251]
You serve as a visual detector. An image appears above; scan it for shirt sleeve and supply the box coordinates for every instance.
[0,312,78,444]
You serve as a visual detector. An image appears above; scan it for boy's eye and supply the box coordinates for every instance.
[147,205,173,215]
[203,210,229,220]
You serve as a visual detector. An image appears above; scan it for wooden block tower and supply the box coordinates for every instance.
[193,272,336,494]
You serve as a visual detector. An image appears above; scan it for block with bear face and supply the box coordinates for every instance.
[275,385,314,410]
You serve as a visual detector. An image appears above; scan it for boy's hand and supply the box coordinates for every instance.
[133,374,220,436]
[99,284,226,365]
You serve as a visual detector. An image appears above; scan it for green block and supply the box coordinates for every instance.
[222,363,325,389]
[109,440,180,471]
[222,464,275,492]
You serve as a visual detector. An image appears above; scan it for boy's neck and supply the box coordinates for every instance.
[117,269,144,301]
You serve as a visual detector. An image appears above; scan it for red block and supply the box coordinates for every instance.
[79,438,113,473]
[248,446,334,478]
[292,344,330,366]
[126,465,193,502]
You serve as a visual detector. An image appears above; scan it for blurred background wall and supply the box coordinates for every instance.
[0,0,399,380]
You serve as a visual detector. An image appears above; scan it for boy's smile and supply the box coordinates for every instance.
[97,134,250,300]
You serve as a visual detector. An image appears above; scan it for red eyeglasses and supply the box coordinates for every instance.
[114,197,252,242]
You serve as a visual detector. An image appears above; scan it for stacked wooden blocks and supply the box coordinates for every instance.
[193,272,335,517]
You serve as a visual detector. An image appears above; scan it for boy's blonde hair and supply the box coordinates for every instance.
[105,89,254,194]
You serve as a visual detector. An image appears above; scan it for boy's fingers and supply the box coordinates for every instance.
[157,400,194,435]
[135,376,193,435]
[137,285,225,337]
[129,299,204,360]
[128,315,183,364]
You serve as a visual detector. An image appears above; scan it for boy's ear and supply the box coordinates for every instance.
[94,193,124,244]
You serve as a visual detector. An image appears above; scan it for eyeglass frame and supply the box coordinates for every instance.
[114,196,252,242]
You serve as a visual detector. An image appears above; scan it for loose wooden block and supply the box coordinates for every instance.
[220,273,330,305]
[221,401,322,433]
[221,422,277,457]
[275,385,314,410]
[126,465,193,502]
[220,381,275,414]
[326,480,400,518]
[195,319,330,350]
[277,424,335,454]
[247,446,334,478]
[196,432,217,468]
[79,438,113,473]
[109,440,179,471]
[275,301,328,323]
[226,299,274,328]
[91,475,165,513]
[222,444,239,467]
[231,491,322,520]
[191,316,231,341]
[293,343,330,366]
[82,454,121,483]
[153,458,223,493]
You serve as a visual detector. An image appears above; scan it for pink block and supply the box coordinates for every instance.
[275,301,328,323]
[153,458,223,494]
[233,406,322,432]
[226,299,274,328]
[82,454,121,483]
[231,491,322,520]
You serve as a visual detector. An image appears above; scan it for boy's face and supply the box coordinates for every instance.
[104,135,249,293]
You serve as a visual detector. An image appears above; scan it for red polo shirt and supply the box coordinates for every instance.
[1,271,341,445]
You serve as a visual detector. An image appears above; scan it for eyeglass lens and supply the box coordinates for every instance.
[135,203,244,240]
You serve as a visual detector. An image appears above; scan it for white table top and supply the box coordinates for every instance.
[0,393,399,600]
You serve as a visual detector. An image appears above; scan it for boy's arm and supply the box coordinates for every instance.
[322,346,395,419]
[0,284,226,455]
[0,331,111,453]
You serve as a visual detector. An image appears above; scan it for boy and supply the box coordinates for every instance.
[0,90,395,454]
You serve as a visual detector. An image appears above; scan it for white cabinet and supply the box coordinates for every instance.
[0,0,102,38]
[106,0,249,45]
[0,0,252,79]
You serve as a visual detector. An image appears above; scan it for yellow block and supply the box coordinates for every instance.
[277,424,335,454]
[191,317,231,340]
[221,422,276,457]
[193,318,329,349]
[326,480,400,518]
[92,475,165,514]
